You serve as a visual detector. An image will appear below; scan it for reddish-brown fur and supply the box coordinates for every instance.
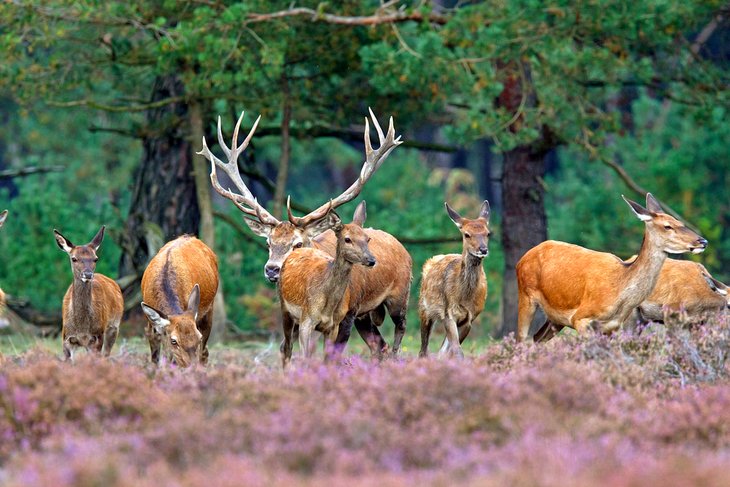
[141,235,219,367]
[278,202,376,368]
[54,226,124,360]
[419,201,490,357]
[517,193,707,342]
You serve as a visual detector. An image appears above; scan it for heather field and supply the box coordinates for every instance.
[0,317,728,487]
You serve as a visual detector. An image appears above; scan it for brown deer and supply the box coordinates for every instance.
[517,193,707,342]
[278,200,376,367]
[419,201,491,358]
[141,235,219,368]
[0,210,7,311]
[200,109,412,358]
[54,226,124,360]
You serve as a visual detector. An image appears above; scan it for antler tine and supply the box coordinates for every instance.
[199,113,280,226]
[290,110,402,227]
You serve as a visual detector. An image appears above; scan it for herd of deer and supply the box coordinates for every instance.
[0,111,727,368]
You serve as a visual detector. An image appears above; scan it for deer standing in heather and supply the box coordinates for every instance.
[141,235,219,368]
[0,210,7,311]
[517,193,707,342]
[200,109,412,361]
[54,226,124,360]
[278,201,376,366]
[419,201,491,358]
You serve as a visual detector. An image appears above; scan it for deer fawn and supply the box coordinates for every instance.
[141,235,219,367]
[278,201,377,367]
[419,201,491,358]
[517,193,707,342]
[200,109,412,359]
[54,226,124,360]
[0,210,7,312]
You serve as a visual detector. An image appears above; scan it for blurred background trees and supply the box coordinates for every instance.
[0,0,728,339]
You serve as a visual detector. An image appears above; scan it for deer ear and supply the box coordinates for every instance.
[479,200,491,222]
[305,211,341,238]
[187,284,201,321]
[645,193,663,213]
[622,195,652,222]
[54,230,74,253]
[89,225,105,251]
[0,210,7,228]
[141,302,170,334]
[445,202,463,228]
[352,201,367,227]
[243,217,273,238]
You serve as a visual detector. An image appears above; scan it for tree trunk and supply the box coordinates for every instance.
[496,144,548,338]
[189,100,228,342]
[119,75,199,292]
[272,75,292,217]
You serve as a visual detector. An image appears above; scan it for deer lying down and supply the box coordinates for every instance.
[278,201,375,368]
[518,193,707,342]
[419,201,490,358]
[141,235,219,368]
[54,226,124,360]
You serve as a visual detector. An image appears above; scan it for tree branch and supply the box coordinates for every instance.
[0,165,65,180]
[246,5,449,26]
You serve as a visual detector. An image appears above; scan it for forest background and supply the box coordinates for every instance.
[0,0,728,341]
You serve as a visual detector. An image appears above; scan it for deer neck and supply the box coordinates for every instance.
[320,234,356,307]
[459,249,484,298]
[72,277,95,318]
[617,229,667,309]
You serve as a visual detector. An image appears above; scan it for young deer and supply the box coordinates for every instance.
[200,109,412,358]
[141,235,219,367]
[278,201,376,368]
[419,201,491,358]
[0,210,7,311]
[54,226,124,360]
[517,193,707,342]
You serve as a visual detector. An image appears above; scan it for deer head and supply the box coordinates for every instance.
[445,200,491,259]
[54,226,106,283]
[141,284,203,368]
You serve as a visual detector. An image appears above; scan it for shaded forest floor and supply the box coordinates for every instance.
[1,315,730,486]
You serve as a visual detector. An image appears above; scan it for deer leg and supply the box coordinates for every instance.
[299,318,316,359]
[280,312,295,370]
[93,334,104,354]
[63,339,73,362]
[419,315,435,358]
[331,313,356,360]
[146,322,162,365]
[442,316,463,358]
[458,322,472,344]
[517,292,538,342]
[103,321,120,357]
[390,311,407,358]
[354,316,388,359]
[533,321,564,343]
[197,310,214,365]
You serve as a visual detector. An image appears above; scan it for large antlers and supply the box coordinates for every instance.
[198,112,281,226]
[287,108,403,227]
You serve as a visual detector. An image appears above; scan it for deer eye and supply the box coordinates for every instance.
[170,338,178,347]
[464,233,471,239]
[71,257,78,262]
[344,237,352,243]
[294,242,303,249]
[367,237,372,243]
[664,225,672,230]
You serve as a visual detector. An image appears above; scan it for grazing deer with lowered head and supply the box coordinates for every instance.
[419,201,491,358]
[54,226,124,360]
[0,210,7,312]
[517,193,707,342]
[141,235,219,368]
[200,109,412,360]
[278,200,376,367]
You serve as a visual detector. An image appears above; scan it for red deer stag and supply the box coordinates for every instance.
[54,226,124,360]
[419,201,491,358]
[0,210,7,311]
[278,200,376,367]
[141,235,219,367]
[517,193,707,342]
[200,109,411,359]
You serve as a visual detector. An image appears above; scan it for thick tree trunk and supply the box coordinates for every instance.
[119,75,199,291]
[272,75,292,218]
[496,144,548,338]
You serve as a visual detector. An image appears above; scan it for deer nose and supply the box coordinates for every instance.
[366,257,376,267]
[264,264,281,282]
[479,246,489,255]
[697,238,708,247]
[81,272,94,281]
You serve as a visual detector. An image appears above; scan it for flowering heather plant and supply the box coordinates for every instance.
[1,314,730,485]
